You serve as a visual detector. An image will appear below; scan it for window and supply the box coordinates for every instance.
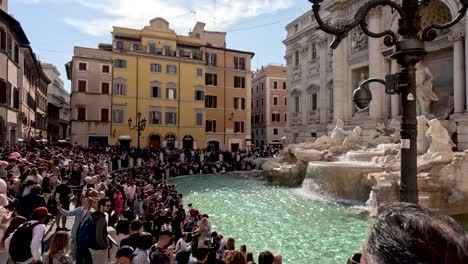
[151,86,160,98]
[205,95,217,108]
[101,108,109,122]
[261,114,264,123]
[285,114,287,122]
[234,121,245,133]
[112,109,124,123]
[256,85,258,92]
[255,115,259,123]
[114,82,127,95]
[206,53,217,66]
[167,65,177,74]
[196,68,203,77]
[234,97,245,110]
[272,113,280,122]
[195,90,204,101]
[196,112,203,126]
[205,73,217,86]
[79,62,87,71]
[101,82,110,94]
[116,40,123,50]
[283,82,286,89]
[295,50,300,66]
[77,107,86,121]
[294,96,300,112]
[148,43,156,54]
[14,45,19,63]
[205,120,217,132]
[13,88,19,109]
[274,81,278,89]
[7,34,11,55]
[149,111,161,125]
[0,28,5,51]
[102,65,110,73]
[284,97,287,105]
[311,43,317,60]
[132,43,140,51]
[78,80,87,92]
[234,76,245,88]
[261,98,264,106]
[294,24,298,32]
[150,63,161,72]
[261,83,264,90]
[256,100,258,107]
[166,88,176,99]
[115,59,126,68]
[163,45,171,56]
[312,93,318,110]
[273,96,278,105]
[274,128,278,135]
[165,112,177,125]
[234,57,245,70]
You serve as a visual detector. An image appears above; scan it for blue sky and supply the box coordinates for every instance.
[10,0,311,91]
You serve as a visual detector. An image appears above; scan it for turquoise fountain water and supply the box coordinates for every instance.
[171,174,369,264]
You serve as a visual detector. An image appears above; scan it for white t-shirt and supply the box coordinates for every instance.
[126,185,136,200]
[175,238,190,253]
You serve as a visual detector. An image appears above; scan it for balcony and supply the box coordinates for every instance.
[291,112,302,126]
[114,42,204,61]
[308,110,319,124]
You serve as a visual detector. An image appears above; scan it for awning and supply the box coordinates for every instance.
[118,135,132,141]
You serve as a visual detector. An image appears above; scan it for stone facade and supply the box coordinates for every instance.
[66,45,113,146]
[251,65,287,148]
[284,0,468,151]
[42,63,69,141]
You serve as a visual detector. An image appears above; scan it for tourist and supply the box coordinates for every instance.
[189,247,209,264]
[225,251,246,264]
[0,216,26,263]
[240,245,247,260]
[44,231,73,264]
[120,219,144,249]
[273,254,282,264]
[58,188,99,261]
[90,197,111,263]
[174,232,191,264]
[355,202,468,264]
[132,232,154,264]
[16,184,46,219]
[115,219,131,247]
[246,252,255,264]
[54,176,73,231]
[226,237,235,250]
[6,207,51,263]
[258,251,274,264]
[116,246,135,264]
[149,230,174,264]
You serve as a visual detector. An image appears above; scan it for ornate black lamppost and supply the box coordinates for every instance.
[128,112,147,153]
[310,0,468,203]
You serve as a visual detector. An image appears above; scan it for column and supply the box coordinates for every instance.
[449,26,465,113]
[333,37,345,121]
[318,37,328,124]
[465,19,468,112]
[368,8,385,120]
[391,59,400,117]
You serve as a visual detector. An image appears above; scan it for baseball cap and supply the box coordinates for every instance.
[116,246,135,259]
[33,207,52,218]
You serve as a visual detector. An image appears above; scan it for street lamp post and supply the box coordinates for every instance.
[310,0,468,204]
[128,112,147,155]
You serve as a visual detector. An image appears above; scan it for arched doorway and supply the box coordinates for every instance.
[207,140,220,151]
[183,135,194,149]
[165,134,176,149]
[149,134,161,148]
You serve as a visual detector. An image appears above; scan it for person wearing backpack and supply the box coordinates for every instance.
[5,206,51,263]
[90,197,110,263]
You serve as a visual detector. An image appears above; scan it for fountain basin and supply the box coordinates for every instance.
[305,161,383,202]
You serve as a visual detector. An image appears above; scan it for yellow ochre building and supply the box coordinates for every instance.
[109,18,254,151]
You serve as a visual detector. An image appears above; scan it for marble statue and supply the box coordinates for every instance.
[351,28,368,51]
[416,62,439,116]
[342,126,362,150]
[389,116,402,142]
[417,115,430,155]
[426,119,456,153]
[314,119,348,147]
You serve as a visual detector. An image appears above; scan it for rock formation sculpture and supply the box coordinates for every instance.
[426,119,455,153]
[417,115,430,154]
[342,126,362,150]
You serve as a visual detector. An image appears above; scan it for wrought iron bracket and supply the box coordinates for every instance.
[422,1,468,42]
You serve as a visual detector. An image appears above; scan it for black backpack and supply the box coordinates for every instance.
[9,221,42,262]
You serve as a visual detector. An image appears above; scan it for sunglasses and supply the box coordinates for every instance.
[347,253,362,264]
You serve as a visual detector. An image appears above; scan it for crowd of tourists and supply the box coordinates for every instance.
[0,144,281,264]
[0,143,467,264]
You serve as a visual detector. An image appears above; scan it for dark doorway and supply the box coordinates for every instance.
[89,136,109,147]
[183,135,194,149]
[231,143,240,152]
[149,134,161,148]
[165,134,176,149]
[207,140,219,151]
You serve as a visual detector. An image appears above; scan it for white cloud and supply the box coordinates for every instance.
[65,0,295,36]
